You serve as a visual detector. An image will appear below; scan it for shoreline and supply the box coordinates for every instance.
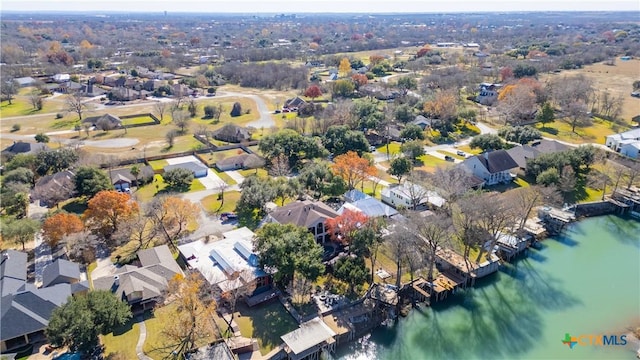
[335,213,640,359]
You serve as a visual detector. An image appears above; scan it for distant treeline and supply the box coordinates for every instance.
[216,62,308,90]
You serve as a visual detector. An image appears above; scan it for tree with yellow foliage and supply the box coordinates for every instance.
[145,196,200,251]
[155,273,217,358]
[339,57,351,77]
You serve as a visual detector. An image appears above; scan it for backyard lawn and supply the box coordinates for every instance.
[201,190,241,214]
[135,174,204,201]
[199,148,248,167]
[121,114,157,126]
[101,317,140,360]
[233,301,298,355]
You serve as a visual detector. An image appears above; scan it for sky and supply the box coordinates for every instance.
[1,0,639,13]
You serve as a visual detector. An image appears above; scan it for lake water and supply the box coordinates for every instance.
[336,215,640,360]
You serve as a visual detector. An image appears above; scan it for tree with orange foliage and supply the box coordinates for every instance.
[325,208,369,248]
[351,74,368,88]
[369,55,385,67]
[423,90,458,121]
[499,67,514,82]
[416,46,431,58]
[331,151,376,190]
[145,196,200,251]
[83,190,139,239]
[42,213,84,247]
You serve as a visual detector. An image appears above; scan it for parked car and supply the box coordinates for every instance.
[220,212,238,221]
[456,150,466,157]
[444,155,455,162]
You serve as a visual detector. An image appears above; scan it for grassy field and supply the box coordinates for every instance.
[134,174,208,202]
[148,160,168,171]
[201,190,241,214]
[539,59,640,122]
[233,301,298,355]
[535,117,628,145]
[101,317,140,360]
[455,144,482,155]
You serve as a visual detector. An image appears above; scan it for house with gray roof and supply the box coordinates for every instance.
[109,165,154,190]
[211,124,251,143]
[92,245,182,313]
[506,139,570,171]
[2,141,49,157]
[340,190,398,218]
[1,250,87,352]
[164,162,208,178]
[281,317,336,360]
[82,113,123,130]
[215,153,264,172]
[459,150,518,186]
[266,200,339,244]
[42,259,81,288]
[1,250,27,297]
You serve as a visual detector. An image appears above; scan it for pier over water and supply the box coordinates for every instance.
[336,215,640,360]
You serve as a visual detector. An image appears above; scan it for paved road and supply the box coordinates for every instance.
[0,132,139,148]
[217,91,276,128]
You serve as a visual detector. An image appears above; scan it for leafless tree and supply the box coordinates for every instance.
[497,85,537,125]
[65,92,87,120]
[508,185,561,230]
[166,129,178,148]
[565,101,591,133]
[154,101,168,122]
[623,161,640,189]
[172,110,191,134]
[404,171,432,210]
[426,167,474,214]
[219,269,257,336]
[548,74,594,111]
[269,153,291,177]
[215,181,230,212]
[411,212,453,283]
[29,91,43,110]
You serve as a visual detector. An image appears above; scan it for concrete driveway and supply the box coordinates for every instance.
[165,155,226,190]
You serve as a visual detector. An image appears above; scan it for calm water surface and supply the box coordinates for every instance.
[337,215,640,360]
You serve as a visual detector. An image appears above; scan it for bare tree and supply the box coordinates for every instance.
[219,269,257,337]
[166,129,178,148]
[154,101,168,122]
[623,161,640,189]
[426,167,474,215]
[508,185,560,231]
[172,110,191,134]
[215,181,230,212]
[29,91,43,110]
[404,172,432,210]
[565,101,591,133]
[269,154,291,177]
[65,92,87,120]
[411,212,453,283]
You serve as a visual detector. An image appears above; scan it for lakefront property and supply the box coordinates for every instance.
[0,6,639,360]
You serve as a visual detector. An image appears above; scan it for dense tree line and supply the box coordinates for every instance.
[216,62,308,90]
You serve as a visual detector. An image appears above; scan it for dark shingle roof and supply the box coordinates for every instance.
[506,140,570,169]
[2,141,49,155]
[211,124,250,142]
[109,166,154,184]
[1,250,27,296]
[93,245,183,304]
[42,259,81,287]
[475,150,518,174]
[1,291,58,341]
[269,200,339,228]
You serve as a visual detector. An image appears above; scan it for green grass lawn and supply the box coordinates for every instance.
[239,168,268,178]
[376,142,402,156]
[415,154,448,172]
[60,197,88,214]
[535,117,628,145]
[190,179,206,192]
[148,160,168,171]
[101,317,140,360]
[135,174,167,201]
[201,191,241,214]
[0,98,56,117]
[455,144,482,155]
[233,301,298,355]
[211,168,237,186]
[121,115,157,126]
